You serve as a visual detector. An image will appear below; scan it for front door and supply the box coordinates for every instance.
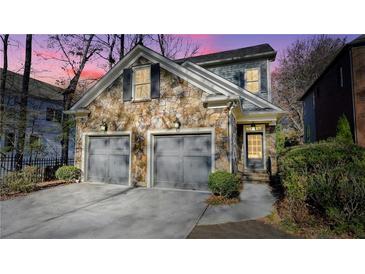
[246,133,264,169]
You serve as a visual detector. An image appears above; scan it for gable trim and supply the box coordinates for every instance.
[71,45,245,110]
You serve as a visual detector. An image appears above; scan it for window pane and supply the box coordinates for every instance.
[135,67,150,85]
[247,134,262,159]
[246,69,259,81]
[246,81,260,93]
[135,84,150,100]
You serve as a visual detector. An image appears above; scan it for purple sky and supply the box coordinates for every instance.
[1,34,359,87]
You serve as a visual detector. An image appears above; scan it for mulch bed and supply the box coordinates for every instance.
[0,180,76,201]
[188,219,298,239]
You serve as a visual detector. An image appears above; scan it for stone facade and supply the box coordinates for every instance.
[75,58,231,186]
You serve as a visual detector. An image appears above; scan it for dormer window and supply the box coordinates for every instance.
[245,68,260,93]
[133,65,151,101]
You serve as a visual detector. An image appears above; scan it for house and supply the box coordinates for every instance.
[0,69,75,159]
[67,43,284,190]
[300,35,365,147]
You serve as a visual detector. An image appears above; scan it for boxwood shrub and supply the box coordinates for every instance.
[208,171,240,198]
[279,140,365,235]
[55,166,81,181]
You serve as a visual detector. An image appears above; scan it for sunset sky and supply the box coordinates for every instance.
[1,34,359,88]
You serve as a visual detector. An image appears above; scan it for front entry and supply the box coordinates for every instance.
[246,132,264,169]
[153,134,212,191]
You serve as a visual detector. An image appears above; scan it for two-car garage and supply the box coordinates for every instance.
[84,132,213,191]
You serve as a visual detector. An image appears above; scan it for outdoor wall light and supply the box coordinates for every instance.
[173,118,181,129]
[100,121,108,132]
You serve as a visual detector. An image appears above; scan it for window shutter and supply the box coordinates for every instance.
[123,68,133,101]
[151,63,160,99]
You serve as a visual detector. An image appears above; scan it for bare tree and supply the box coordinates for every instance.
[15,34,32,170]
[47,34,101,164]
[0,34,9,137]
[272,35,346,141]
[118,34,124,60]
[154,34,200,59]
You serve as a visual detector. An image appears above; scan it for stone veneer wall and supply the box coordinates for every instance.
[74,58,231,186]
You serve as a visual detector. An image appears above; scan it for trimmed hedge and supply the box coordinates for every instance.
[208,171,240,198]
[279,141,365,235]
[55,166,81,181]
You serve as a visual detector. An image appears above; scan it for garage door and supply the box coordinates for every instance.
[86,136,130,185]
[153,134,212,190]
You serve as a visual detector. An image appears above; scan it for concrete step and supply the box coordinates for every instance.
[239,172,271,183]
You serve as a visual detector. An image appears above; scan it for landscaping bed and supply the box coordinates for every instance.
[270,139,365,238]
[1,165,81,201]
[0,180,77,201]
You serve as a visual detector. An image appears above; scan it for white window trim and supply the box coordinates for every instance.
[132,64,151,102]
[244,67,261,93]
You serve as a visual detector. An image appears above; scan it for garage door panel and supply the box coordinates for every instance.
[88,138,108,154]
[155,156,182,185]
[109,137,130,155]
[87,154,108,182]
[155,136,182,155]
[109,155,129,184]
[183,135,211,156]
[183,157,211,190]
[153,134,212,190]
[87,136,130,185]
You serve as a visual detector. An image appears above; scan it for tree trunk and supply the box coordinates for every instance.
[119,34,124,60]
[157,34,165,56]
[15,34,32,170]
[108,35,116,70]
[61,35,94,165]
[0,34,9,137]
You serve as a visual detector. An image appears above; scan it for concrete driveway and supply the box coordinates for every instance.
[0,183,209,239]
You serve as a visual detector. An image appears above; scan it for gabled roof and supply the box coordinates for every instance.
[70,44,282,112]
[175,44,277,66]
[0,68,64,101]
[300,34,365,101]
[182,61,283,112]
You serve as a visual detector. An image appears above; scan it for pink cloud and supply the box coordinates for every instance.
[66,68,105,79]
[34,50,61,60]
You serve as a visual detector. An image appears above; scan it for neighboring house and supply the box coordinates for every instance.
[67,43,284,190]
[0,69,75,159]
[300,35,365,147]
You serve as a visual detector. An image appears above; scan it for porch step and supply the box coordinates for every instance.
[239,172,271,183]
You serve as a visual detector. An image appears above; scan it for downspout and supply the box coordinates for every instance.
[227,101,236,173]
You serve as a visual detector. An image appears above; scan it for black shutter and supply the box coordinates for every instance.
[151,63,160,99]
[123,68,133,101]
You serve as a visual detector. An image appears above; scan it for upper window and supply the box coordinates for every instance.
[133,66,151,101]
[244,68,260,93]
[46,107,62,122]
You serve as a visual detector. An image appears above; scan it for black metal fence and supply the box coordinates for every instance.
[0,154,74,183]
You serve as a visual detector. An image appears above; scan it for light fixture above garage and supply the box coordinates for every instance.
[100,121,108,132]
[173,118,181,129]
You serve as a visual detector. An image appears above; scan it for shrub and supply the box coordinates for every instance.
[275,124,285,155]
[55,166,81,181]
[279,141,365,236]
[336,114,353,144]
[208,171,240,198]
[2,166,39,194]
